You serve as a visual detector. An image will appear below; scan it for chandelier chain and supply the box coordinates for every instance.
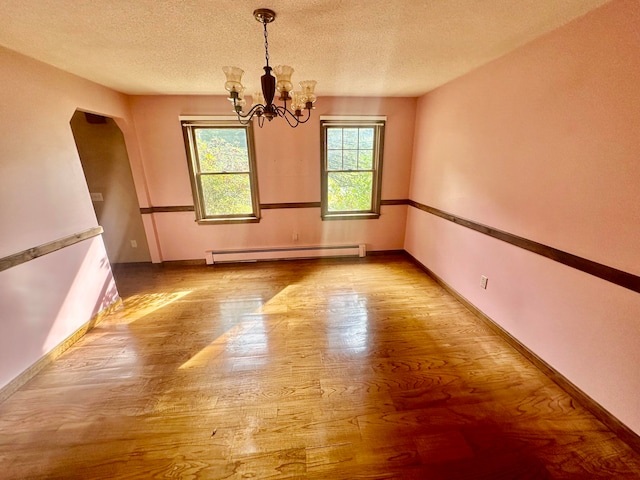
[263,20,270,67]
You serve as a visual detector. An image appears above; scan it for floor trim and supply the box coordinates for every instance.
[0,297,122,404]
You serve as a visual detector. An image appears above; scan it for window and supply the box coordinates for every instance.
[321,118,385,220]
[182,119,260,223]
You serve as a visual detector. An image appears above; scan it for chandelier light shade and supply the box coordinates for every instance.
[222,8,318,128]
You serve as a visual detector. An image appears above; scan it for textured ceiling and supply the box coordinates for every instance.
[0,0,610,96]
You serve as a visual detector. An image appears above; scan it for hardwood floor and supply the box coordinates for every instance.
[1,254,639,479]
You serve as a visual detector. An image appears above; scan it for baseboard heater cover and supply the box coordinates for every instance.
[206,244,366,264]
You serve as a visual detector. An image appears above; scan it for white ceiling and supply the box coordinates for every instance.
[0,0,610,97]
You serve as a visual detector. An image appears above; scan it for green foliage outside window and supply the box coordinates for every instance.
[182,121,259,222]
[193,127,253,216]
[326,127,376,213]
[195,128,248,173]
[327,172,373,211]
[201,173,252,216]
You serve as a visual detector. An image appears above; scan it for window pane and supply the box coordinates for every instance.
[328,150,343,170]
[195,128,249,173]
[358,149,373,169]
[327,129,343,149]
[201,173,253,216]
[343,128,359,149]
[343,150,358,170]
[327,172,373,212]
[359,128,374,150]
[342,128,358,148]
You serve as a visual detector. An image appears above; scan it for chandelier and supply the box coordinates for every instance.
[222,9,317,128]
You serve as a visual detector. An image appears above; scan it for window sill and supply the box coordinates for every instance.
[196,216,260,225]
[322,212,380,221]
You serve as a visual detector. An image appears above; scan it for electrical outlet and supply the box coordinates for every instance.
[480,275,488,289]
[130,240,138,248]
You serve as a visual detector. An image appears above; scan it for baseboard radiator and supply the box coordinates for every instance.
[205,244,366,265]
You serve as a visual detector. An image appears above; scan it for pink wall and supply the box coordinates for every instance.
[0,238,117,388]
[405,0,640,434]
[0,47,138,390]
[129,95,416,260]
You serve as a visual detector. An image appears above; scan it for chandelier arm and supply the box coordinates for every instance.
[274,104,303,128]
[294,108,312,124]
[279,103,312,125]
[234,111,255,126]
[233,101,266,121]
[281,113,300,128]
[233,114,252,126]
